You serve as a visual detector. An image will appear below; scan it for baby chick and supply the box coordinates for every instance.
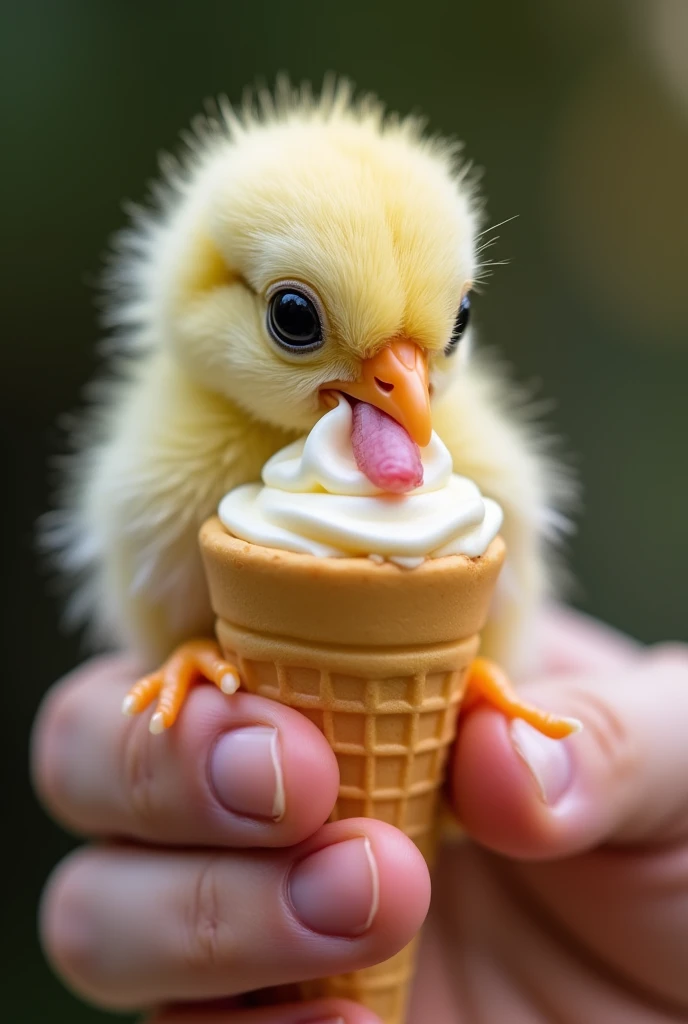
[47,79,573,734]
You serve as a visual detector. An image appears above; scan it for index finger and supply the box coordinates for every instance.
[32,656,340,848]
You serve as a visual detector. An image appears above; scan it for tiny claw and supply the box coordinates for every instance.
[149,711,167,735]
[121,694,137,716]
[221,671,240,695]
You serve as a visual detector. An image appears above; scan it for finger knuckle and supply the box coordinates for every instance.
[31,657,128,811]
[179,856,236,975]
[40,850,103,997]
[41,849,141,1010]
[31,681,84,817]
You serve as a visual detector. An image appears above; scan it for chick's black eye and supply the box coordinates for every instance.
[444,294,471,356]
[268,289,323,352]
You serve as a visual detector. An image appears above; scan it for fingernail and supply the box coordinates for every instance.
[289,837,379,936]
[210,727,285,821]
[510,718,573,806]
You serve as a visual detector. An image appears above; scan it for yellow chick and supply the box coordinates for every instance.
[47,79,573,734]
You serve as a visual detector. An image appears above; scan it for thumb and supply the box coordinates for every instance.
[450,643,688,858]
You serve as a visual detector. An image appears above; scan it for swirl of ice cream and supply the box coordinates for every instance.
[218,397,503,568]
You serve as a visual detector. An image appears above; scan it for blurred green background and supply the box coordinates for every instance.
[2,0,687,1019]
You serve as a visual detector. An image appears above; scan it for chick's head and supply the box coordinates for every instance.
[118,85,482,434]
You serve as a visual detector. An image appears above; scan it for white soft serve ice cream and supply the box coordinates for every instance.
[218,396,502,568]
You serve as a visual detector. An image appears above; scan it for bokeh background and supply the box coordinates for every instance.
[2,0,687,1019]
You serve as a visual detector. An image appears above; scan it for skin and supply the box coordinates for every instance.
[31,607,688,1024]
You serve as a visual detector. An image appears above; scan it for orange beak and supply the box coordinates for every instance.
[321,339,432,447]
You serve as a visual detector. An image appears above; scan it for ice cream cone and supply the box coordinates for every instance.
[200,516,506,1024]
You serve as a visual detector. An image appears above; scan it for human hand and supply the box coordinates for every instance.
[31,657,430,1024]
[33,607,688,1023]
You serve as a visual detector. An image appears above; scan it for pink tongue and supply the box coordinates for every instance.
[351,401,424,493]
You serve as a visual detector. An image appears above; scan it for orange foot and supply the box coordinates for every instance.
[122,639,240,734]
[463,657,581,739]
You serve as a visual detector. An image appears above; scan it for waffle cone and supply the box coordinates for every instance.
[200,516,505,1024]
